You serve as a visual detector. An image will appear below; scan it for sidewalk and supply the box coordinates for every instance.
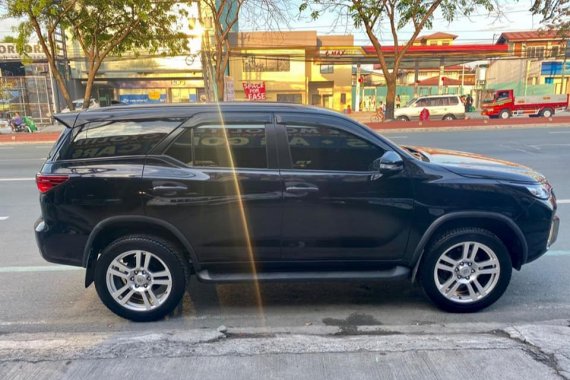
[0,123,63,144]
[1,321,568,379]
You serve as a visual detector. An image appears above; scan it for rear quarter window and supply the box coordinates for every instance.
[59,119,182,160]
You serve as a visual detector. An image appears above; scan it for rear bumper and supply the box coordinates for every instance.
[34,217,84,267]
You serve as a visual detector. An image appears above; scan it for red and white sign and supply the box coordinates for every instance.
[242,82,266,101]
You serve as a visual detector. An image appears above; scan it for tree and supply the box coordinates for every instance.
[530,0,570,33]
[4,0,190,110]
[300,0,495,119]
[200,0,288,101]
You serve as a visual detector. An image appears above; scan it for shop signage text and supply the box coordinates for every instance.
[242,82,266,101]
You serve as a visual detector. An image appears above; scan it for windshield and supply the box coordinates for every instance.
[404,98,417,107]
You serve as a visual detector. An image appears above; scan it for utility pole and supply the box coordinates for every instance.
[355,64,361,112]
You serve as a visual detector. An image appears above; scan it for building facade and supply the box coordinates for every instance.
[228,31,353,112]
[488,30,568,95]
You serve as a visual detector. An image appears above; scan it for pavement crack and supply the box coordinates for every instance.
[502,327,568,380]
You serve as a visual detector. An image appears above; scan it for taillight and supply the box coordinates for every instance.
[36,174,70,193]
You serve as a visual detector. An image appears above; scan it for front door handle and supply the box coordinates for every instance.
[152,185,188,194]
[286,185,319,193]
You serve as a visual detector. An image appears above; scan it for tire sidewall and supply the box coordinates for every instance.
[420,230,512,313]
[500,110,510,119]
[94,237,187,322]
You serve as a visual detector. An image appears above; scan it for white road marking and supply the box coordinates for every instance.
[388,135,408,139]
[547,251,570,257]
[0,216,9,221]
[0,177,34,181]
[0,320,48,326]
[559,199,570,204]
[0,266,82,273]
[548,131,570,134]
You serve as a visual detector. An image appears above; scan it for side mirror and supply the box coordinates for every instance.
[373,151,404,174]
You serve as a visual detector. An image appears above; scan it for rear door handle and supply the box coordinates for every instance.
[286,185,319,193]
[152,185,188,194]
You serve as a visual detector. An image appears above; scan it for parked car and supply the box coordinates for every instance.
[61,98,100,113]
[395,95,465,121]
[35,103,559,321]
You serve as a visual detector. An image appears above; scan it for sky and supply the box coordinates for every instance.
[0,0,542,46]
[240,0,543,46]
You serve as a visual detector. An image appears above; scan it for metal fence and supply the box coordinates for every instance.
[0,76,53,125]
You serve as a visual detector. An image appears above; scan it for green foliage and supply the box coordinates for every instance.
[530,0,570,33]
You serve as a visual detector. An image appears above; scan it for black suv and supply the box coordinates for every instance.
[35,103,559,321]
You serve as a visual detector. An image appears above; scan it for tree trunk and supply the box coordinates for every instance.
[48,60,74,111]
[385,75,397,120]
[216,70,225,102]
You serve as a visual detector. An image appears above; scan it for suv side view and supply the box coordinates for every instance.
[395,95,465,121]
[35,103,559,321]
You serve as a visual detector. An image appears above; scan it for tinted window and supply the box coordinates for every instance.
[61,119,180,160]
[165,124,267,169]
[286,125,384,171]
[448,96,459,105]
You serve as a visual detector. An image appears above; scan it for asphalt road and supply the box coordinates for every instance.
[0,126,569,335]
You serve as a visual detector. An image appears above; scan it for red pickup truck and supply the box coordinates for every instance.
[481,89,569,119]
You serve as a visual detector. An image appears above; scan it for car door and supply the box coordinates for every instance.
[142,112,282,271]
[276,113,414,268]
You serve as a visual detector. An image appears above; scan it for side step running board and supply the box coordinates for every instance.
[196,266,410,283]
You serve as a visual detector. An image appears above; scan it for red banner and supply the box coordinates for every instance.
[242,82,266,101]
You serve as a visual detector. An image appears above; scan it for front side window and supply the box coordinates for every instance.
[62,119,180,160]
[285,125,384,171]
[165,124,268,169]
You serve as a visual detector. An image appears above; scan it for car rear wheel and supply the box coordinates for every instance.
[94,235,188,321]
[397,116,409,121]
[442,114,456,121]
[541,108,554,118]
[499,109,511,119]
[419,228,512,313]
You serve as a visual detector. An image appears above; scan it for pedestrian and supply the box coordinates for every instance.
[10,112,23,132]
[396,95,401,108]
[466,94,473,112]
[419,107,430,121]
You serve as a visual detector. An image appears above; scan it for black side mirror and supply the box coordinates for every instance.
[373,151,404,174]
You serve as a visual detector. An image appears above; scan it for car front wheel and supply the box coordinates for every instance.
[94,235,188,321]
[419,228,512,313]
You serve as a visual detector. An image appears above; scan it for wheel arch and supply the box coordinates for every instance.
[410,211,528,282]
[83,216,199,287]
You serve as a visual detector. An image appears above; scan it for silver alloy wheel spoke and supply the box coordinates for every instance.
[109,268,129,280]
[445,281,461,296]
[436,263,454,272]
[478,267,500,275]
[112,283,130,299]
[440,255,457,266]
[135,251,142,269]
[120,289,136,305]
[434,241,501,304]
[147,288,159,305]
[106,250,173,312]
[439,276,456,291]
[141,291,151,310]
[143,251,152,271]
[473,278,486,297]
[113,261,131,274]
[466,282,477,301]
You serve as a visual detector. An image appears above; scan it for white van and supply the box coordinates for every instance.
[394,95,465,121]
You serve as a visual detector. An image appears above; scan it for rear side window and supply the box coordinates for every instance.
[165,124,268,169]
[448,96,459,105]
[285,125,384,171]
[60,119,181,160]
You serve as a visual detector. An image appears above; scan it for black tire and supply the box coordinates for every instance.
[442,114,456,121]
[499,109,511,119]
[94,234,188,322]
[397,116,409,121]
[419,228,512,313]
[541,108,554,118]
